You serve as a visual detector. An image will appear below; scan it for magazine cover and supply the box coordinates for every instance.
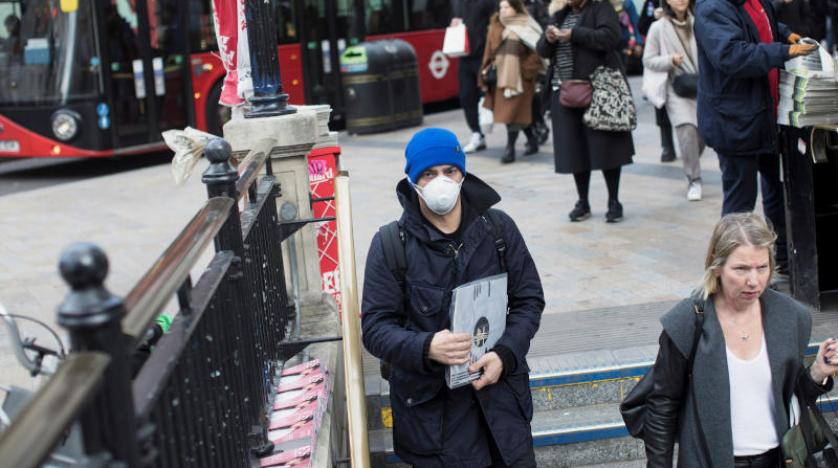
[446,273,508,389]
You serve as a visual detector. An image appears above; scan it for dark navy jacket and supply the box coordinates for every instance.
[361,174,544,467]
[694,0,792,156]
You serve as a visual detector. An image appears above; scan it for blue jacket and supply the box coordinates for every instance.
[694,0,792,156]
[361,174,544,467]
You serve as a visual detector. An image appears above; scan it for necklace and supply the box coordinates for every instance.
[740,330,750,341]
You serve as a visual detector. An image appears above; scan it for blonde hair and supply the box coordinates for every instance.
[700,212,776,300]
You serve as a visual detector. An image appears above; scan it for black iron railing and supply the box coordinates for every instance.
[0,138,306,467]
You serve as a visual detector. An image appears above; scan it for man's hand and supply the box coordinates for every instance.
[671,53,684,67]
[470,352,503,390]
[811,338,838,384]
[790,43,818,57]
[450,17,463,27]
[556,28,573,43]
[428,330,471,365]
[788,32,802,43]
[545,25,560,43]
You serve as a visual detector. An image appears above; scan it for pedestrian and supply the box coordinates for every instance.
[694,0,817,277]
[524,0,552,146]
[642,0,706,201]
[537,0,635,223]
[611,0,645,73]
[361,127,545,467]
[452,0,499,153]
[480,0,545,163]
[642,212,837,467]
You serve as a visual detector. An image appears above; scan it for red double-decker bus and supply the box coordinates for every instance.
[0,0,458,158]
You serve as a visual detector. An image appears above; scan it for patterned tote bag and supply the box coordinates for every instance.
[583,65,637,132]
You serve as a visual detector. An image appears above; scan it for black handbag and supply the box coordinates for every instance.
[483,64,498,88]
[672,73,698,98]
[620,301,704,439]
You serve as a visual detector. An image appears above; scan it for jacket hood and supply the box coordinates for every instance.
[395,173,502,238]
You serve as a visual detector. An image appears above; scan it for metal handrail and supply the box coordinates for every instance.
[122,197,234,343]
[0,352,110,468]
[335,172,372,468]
[235,139,273,198]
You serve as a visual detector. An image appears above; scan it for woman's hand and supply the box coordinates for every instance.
[810,338,838,384]
[546,25,560,43]
[789,43,818,57]
[557,28,573,42]
[671,53,684,67]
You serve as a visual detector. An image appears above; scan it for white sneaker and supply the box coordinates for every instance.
[687,181,703,201]
[462,133,486,153]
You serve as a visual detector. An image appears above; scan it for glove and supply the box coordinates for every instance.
[789,43,818,57]
[788,32,802,44]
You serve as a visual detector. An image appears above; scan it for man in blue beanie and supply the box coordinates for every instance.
[361,127,545,467]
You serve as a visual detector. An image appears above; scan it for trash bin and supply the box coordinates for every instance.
[780,125,838,309]
[340,40,423,134]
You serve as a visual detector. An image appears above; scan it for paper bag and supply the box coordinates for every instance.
[443,24,470,57]
[642,68,668,109]
[478,97,494,134]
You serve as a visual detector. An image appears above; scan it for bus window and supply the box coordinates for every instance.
[106,0,150,139]
[190,0,216,53]
[408,0,451,29]
[365,0,408,35]
[0,0,100,105]
[150,0,188,131]
[276,0,298,44]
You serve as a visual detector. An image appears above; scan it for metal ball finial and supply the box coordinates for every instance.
[204,138,232,164]
[59,243,109,290]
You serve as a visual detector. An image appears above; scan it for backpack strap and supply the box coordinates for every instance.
[378,220,406,287]
[483,210,508,273]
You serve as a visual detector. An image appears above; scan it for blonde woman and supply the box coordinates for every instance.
[480,0,545,163]
[643,212,837,467]
[642,0,705,201]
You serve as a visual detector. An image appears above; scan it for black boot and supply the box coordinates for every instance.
[660,125,675,162]
[523,126,539,155]
[502,129,518,164]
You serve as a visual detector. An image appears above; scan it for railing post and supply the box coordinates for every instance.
[56,243,139,465]
[202,138,274,456]
[244,0,295,118]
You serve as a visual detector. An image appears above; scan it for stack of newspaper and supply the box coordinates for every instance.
[777,70,838,127]
[778,40,838,127]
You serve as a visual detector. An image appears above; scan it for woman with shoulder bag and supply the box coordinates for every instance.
[644,212,838,468]
[642,0,705,201]
[479,0,545,164]
[537,0,634,223]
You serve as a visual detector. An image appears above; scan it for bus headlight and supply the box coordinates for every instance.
[51,110,80,141]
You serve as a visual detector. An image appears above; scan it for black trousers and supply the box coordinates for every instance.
[458,55,483,134]
[717,152,788,267]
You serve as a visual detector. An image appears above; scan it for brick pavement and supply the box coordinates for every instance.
[0,77,726,388]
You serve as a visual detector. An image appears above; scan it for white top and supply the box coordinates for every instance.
[727,338,779,456]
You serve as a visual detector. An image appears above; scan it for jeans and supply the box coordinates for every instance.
[717,152,788,267]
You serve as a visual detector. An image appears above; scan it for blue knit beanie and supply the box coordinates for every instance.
[404,128,466,183]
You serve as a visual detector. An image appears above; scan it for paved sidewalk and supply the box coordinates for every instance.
[0,77,726,388]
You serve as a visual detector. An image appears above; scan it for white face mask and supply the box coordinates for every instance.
[414,175,463,215]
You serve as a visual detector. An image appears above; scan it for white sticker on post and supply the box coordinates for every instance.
[132,59,146,99]
[153,57,165,96]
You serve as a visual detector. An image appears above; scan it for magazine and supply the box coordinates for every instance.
[445,273,508,389]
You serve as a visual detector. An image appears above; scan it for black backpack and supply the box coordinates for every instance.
[376,210,508,380]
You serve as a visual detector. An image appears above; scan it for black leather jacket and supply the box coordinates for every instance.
[644,331,829,467]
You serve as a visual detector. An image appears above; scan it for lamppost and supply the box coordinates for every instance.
[244,0,296,118]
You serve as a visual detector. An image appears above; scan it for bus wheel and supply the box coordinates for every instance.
[206,81,232,137]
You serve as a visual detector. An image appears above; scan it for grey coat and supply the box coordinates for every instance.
[642,16,698,127]
[648,289,831,468]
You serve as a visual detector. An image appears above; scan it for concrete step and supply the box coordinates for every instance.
[370,403,644,466]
